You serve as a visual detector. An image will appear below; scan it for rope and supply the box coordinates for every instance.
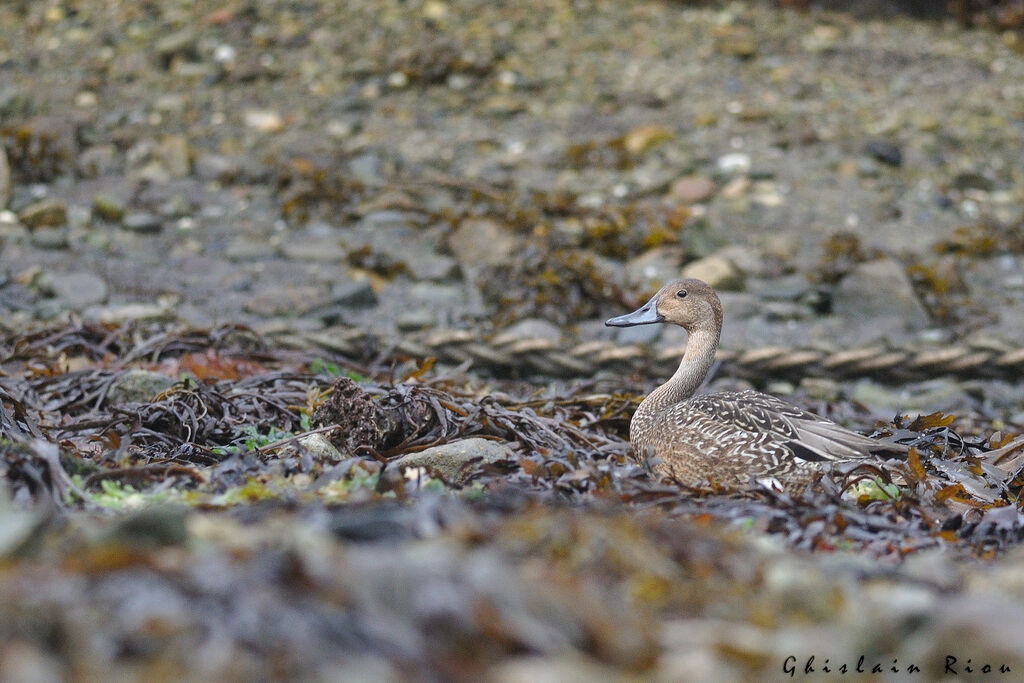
[268,326,1024,384]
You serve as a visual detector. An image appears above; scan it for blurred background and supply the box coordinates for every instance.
[5,3,1024,680]
[2,0,1024,351]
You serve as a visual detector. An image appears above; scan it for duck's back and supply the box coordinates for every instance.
[631,389,904,492]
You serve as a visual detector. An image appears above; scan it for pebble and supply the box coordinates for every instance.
[330,278,377,308]
[243,109,285,133]
[224,235,277,261]
[18,198,67,229]
[157,135,191,177]
[714,24,757,58]
[669,175,717,203]
[681,253,745,291]
[624,246,684,291]
[395,310,435,331]
[952,171,995,192]
[497,318,564,342]
[243,285,324,317]
[863,139,903,167]
[92,193,126,222]
[404,252,459,281]
[295,433,343,463]
[28,229,69,250]
[392,438,514,486]
[622,124,673,156]
[46,272,108,308]
[850,378,963,412]
[154,28,197,63]
[121,212,164,233]
[281,238,346,262]
[83,303,174,324]
[0,145,9,209]
[448,218,521,268]
[832,258,929,329]
[193,153,241,183]
[716,153,751,175]
[719,176,751,199]
[105,370,176,405]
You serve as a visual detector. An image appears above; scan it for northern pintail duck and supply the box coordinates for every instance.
[606,278,906,493]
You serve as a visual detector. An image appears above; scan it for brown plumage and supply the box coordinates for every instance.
[606,278,906,493]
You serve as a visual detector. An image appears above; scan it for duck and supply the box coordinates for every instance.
[606,278,906,493]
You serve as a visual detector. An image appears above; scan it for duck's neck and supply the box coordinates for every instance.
[635,327,719,419]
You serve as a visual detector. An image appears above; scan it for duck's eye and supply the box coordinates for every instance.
[676,289,688,298]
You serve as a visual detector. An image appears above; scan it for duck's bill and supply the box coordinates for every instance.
[605,295,663,327]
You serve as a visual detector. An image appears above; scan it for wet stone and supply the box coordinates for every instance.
[18,198,67,229]
[105,370,176,405]
[157,135,191,177]
[625,247,684,292]
[863,139,903,167]
[225,235,277,261]
[28,228,69,250]
[92,193,126,222]
[396,309,436,331]
[194,153,241,183]
[669,175,716,203]
[330,278,377,308]
[281,238,345,262]
[832,258,929,329]
[499,318,564,342]
[448,218,521,268]
[46,272,108,308]
[681,253,746,291]
[121,212,164,233]
[392,438,515,486]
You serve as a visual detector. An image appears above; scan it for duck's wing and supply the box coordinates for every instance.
[681,390,906,462]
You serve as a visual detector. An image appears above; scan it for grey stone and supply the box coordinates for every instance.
[243,285,324,317]
[77,144,119,178]
[717,292,759,321]
[225,236,277,261]
[681,253,745,291]
[614,321,663,345]
[348,152,382,184]
[669,175,716,203]
[83,303,174,324]
[800,377,841,402]
[157,194,191,218]
[359,210,421,231]
[392,438,515,485]
[18,198,67,229]
[863,139,902,167]
[92,193,126,222]
[0,145,9,209]
[396,309,436,331]
[405,252,459,281]
[194,153,241,183]
[448,218,521,268]
[295,433,343,463]
[331,278,377,307]
[499,318,563,342]
[624,246,684,292]
[121,212,164,233]
[155,28,198,61]
[281,238,345,262]
[157,135,191,177]
[47,272,108,308]
[952,171,995,192]
[28,228,69,249]
[105,370,176,405]
[833,258,929,329]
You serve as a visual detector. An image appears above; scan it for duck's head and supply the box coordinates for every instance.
[605,278,722,332]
